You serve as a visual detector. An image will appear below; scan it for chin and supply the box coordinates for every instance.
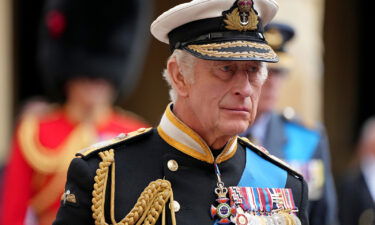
[220,121,248,136]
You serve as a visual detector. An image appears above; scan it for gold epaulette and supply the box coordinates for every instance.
[76,127,153,158]
[238,136,303,179]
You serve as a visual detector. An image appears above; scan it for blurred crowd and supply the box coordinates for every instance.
[0,0,373,224]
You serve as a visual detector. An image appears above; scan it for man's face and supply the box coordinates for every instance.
[257,66,288,115]
[183,58,265,137]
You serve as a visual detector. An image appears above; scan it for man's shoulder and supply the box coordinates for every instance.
[237,136,304,180]
[274,109,324,138]
[76,127,154,159]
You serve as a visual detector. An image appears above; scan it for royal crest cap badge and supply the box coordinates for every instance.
[224,0,259,31]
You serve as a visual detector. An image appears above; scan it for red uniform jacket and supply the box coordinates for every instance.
[0,108,148,225]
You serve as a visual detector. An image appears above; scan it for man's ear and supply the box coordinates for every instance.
[167,57,190,97]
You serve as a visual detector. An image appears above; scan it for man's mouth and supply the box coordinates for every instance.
[221,106,250,113]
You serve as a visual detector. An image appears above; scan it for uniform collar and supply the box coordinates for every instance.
[157,103,238,164]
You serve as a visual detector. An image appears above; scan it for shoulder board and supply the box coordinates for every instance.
[76,127,153,159]
[237,136,303,179]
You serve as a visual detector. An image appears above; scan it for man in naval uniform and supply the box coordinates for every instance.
[53,0,309,224]
[240,22,338,225]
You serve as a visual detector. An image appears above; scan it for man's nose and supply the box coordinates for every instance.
[233,71,252,97]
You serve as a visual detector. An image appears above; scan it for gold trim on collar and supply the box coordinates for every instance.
[216,137,237,163]
[157,127,212,162]
[165,106,212,156]
[157,103,238,164]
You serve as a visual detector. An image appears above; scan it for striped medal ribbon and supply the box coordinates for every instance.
[228,187,302,225]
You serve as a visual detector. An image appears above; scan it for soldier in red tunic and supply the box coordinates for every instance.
[0,0,151,224]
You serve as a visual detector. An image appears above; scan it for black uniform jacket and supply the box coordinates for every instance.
[53,106,309,225]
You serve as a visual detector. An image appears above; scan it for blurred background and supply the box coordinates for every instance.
[0,0,372,221]
[0,0,368,179]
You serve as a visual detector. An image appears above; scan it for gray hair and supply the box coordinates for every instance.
[163,50,197,103]
[162,50,268,103]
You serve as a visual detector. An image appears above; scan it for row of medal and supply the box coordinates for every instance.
[231,207,301,225]
[228,187,302,225]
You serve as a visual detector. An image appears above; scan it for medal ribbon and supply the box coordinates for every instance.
[228,187,299,213]
[285,188,297,211]
[281,188,290,210]
[253,188,259,212]
[263,188,272,212]
[256,187,266,213]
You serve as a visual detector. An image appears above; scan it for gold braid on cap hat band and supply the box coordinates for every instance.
[187,41,277,59]
[92,149,176,225]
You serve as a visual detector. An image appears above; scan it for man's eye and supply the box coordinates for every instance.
[213,65,234,80]
[220,65,232,72]
[247,66,259,73]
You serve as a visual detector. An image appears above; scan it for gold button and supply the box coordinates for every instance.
[167,160,178,171]
[117,133,127,139]
[169,200,180,212]
[137,128,146,132]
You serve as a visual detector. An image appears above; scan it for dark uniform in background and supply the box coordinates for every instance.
[53,0,310,224]
[241,23,338,225]
[0,0,151,224]
[338,117,375,225]
[338,169,375,225]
